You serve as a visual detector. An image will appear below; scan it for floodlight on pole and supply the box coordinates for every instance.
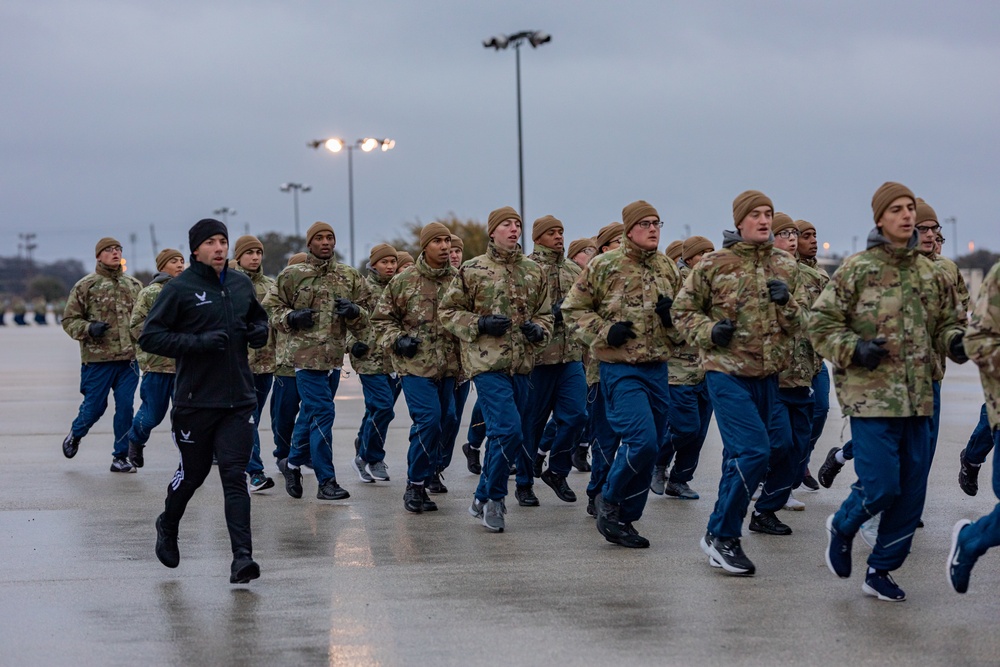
[213,207,237,225]
[279,182,312,238]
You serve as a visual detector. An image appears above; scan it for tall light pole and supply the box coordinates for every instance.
[483,30,551,223]
[279,182,312,238]
[213,207,237,225]
[307,137,396,267]
[944,216,958,260]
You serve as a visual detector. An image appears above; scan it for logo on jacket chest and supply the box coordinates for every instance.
[195,291,213,306]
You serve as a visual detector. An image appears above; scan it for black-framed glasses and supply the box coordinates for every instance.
[776,229,800,239]
[916,224,941,234]
[637,220,663,230]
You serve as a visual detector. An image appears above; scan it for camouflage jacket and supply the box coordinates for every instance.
[673,231,801,378]
[62,262,143,363]
[562,238,683,365]
[349,270,394,375]
[668,262,703,385]
[529,245,584,365]
[798,258,830,372]
[262,253,369,371]
[965,260,1000,429]
[808,229,965,418]
[924,252,971,382]
[130,273,175,374]
[373,254,459,379]
[231,262,276,375]
[439,242,553,378]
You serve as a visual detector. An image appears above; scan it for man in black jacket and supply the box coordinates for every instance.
[139,219,269,584]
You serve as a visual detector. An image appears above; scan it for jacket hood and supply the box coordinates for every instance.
[722,229,775,249]
[866,226,919,250]
[151,271,172,285]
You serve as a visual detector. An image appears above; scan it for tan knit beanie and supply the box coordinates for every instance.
[95,237,122,258]
[771,213,796,234]
[396,251,415,268]
[795,219,815,234]
[681,236,714,261]
[915,198,938,224]
[665,240,684,261]
[732,190,774,228]
[287,252,307,266]
[532,215,564,241]
[450,234,464,251]
[234,235,263,260]
[155,248,183,272]
[487,206,521,236]
[871,182,915,223]
[369,243,396,266]
[420,222,452,249]
[596,222,624,250]
[306,221,336,246]
[567,237,597,258]
[621,200,659,235]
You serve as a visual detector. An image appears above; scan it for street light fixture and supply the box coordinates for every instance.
[213,207,237,225]
[279,182,312,238]
[307,136,396,267]
[483,30,551,223]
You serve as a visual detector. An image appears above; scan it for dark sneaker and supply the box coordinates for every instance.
[515,484,539,507]
[483,499,506,532]
[702,534,755,575]
[541,469,577,502]
[462,443,482,474]
[248,471,274,492]
[128,441,144,468]
[419,485,438,512]
[571,446,591,472]
[316,479,350,500]
[155,513,179,568]
[825,514,852,578]
[110,457,135,473]
[366,460,390,482]
[404,483,424,513]
[818,447,844,488]
[749,511,793,536]
[426,471,448,494]
[468,497,485,519]
[665,480,700,500]
[595,495,646,548]
[62,433,81,459]
[352,455,374,483]
[586,496,596,517]
[230,553,260,584]
[277,458,303,499]
[532,453,546,478]
[862,570,906,602]
[622,522,651,548]
[959,449,980,496]
[801,471,820,491]
[948,519,975,594]
[650,465,667,495]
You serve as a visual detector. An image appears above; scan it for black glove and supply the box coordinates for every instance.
[478,314,512,337]
[394,335,421,358]
[286,309,315,330]
[194,330,228,352]
[334,297,360,319]
[949,332,969,364]
[247,322,269,349]
[711,318,735,348]
[607,321,636,348]
[350,341,370,358]
[852,337,889,371]
[551,299,564,325]
[654,294,673,328]
[87,321,110,338]
[767,279,790,306]
[520,321,545,343]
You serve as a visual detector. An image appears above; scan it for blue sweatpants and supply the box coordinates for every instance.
[439,381,472,472]
[756,386,814,512]
[128,371,174,447]
[401,376,456,484]
[291,369,341,485]
[71,360,140,459]
[246,373,273,474]
[357,374,399,464]
[269,374,300,462]
[842,380,941,463]
[524,362,588,477]
[965,404,995,465]
[831,416,932,571]
[656,380,713,483]
[705,372,778,539]
[957,429,1000,558]
[472,372,529,502]
[467,398,487,449]
[600,362,670,523]
[587,382,620,499]
[798,364,830,482]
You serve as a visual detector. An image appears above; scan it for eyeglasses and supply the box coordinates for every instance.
[637,220,664,230]
[916,224,941,234]
[103,245,123,252]
[776,229,800,239]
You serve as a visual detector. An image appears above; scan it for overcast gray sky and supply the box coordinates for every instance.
[3,0,998,270]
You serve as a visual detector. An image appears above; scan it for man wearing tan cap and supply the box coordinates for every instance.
[567,238,597,269]
[61,237,144,471]
[595,222,624,254]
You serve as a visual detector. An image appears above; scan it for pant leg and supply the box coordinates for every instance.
[803,363,830,474]
[401,376,448,484]
[358,374,397,463]
[467,398,486,448]
[662,381,709,482]
[587,382,620,499]
[962,428,1000,557]
[129,372,175,447]
[269,374,299,461]
[546,362,589,477]
[524,365,558,463]
[539,418,557,455]
[292,369,339,485]
[110,360,140,459]
[472,373,529,501]
[965,404,996,465]
[928,380,942,460]
[705,372,776,539]
[214,406,255,556]
[71,362,115,439]
[756,387,814,512]
[245,373,272,474]
[439,380,469,472]
[162,407,219,530]
[842,439,854,460]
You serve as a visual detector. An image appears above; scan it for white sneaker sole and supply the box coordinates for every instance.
[700,536,752,575]
[861,581,906,602]
[351,458,374,483]
[366,464,390,482]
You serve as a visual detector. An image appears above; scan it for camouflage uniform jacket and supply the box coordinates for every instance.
[808,229,964,418]
[231,262,276,375]
[130,273,175,374]
[799,256,829,278]
[668,262,704,385]
[62,262,143,363]
[672,231,801,378]
[529,245,584,365]
[965,260,1000,429]
[779,260,822,388]
[439,242,553,378]
[349,270,393,375]
[923,252,971,382]
[373,254,459,380]
[262,253,370,371]
[562,238,683,365]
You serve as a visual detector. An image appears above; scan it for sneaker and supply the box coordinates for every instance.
[593,494,647,548]
[571,446,591,472]
[277,458,303,499]
[622,522,651,549]
[862,570,906,602]
[532,453,546,478]
[541,469,577,502]
[751,482,763,501]
[801,470,820,491]
[515,484,540,507]
[128,441,144,468]
[110,457,135,473]
[366,460,390,481]
[62,433,81,459]
[665,480,700,500]
[230,553,261,584]
[783,492,805,511]
[859,513,881,549]
[316,479,350,500]
[404,483,424,513]
[509,463,517,476]
[426,471,448,494]
[468,497,485,519]
[419,485,438,512]
[959,449,980,496]
[948,519,975,594]
[749,511,793,536]
[248,471,275,492]
[155,513,179,568]
[650,465,667,495]
[462,443,482,475]
[825,514,852,578]
[352,455,374,483]
[586,496,596,518]
[701,534,755,575]
[818,447,844,488]
[483,499,506,532]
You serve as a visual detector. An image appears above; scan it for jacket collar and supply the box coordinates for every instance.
[721,230,775,257]
[189,258,227,283]
[416,253,456,279]
[531,244,564,265]
[95,262,123,279]
[487,241,522,265]
[621,236,660,264]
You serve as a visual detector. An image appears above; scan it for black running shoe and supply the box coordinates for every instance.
[959,448,980,496]
[532,453,546,478]
[419,485,438,512]
[128,441,144,468]
[702,534,755,575]
[462,443,482,475]
[801,471,820,491]
[515,484,539,507]
[817,447,844,488]
[426,471,448,494]
[586,496,596,518]
[155,513,179,568]
[541,469,577,502]
[62,433,81,459]
[230,553,260,584]
[749,511,793,536]
[316,479,350,500]
[571,446,591,472]
[277,458,303,499]
[403,483,423,513]
[595,495,647,548]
